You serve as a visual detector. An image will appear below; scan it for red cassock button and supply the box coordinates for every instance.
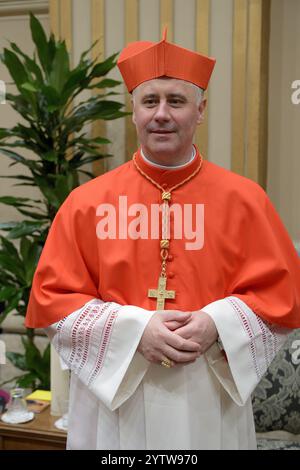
[168,272,175,278]
[168,255,173,261]
[162,183,168,189]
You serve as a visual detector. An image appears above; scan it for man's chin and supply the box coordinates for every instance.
[146,141,177,156]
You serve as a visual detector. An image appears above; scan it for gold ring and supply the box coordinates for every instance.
[161,358,172,368]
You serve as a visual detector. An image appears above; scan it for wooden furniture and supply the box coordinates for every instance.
[0,407,67,450]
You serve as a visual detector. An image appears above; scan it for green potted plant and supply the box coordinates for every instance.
[0,14,126,390]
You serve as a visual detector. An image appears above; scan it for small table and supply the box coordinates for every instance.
[0,407,67,450]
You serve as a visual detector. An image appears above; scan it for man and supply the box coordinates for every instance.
[25,31,300,450]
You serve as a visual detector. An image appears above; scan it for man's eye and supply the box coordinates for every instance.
[170,99,182,105]
[144,99,156,105]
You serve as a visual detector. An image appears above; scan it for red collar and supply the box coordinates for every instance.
[133,146,203,190]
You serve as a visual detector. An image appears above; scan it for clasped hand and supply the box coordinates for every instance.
[137,310,218,366]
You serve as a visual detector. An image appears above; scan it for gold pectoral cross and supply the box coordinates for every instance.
[148,276,176,310]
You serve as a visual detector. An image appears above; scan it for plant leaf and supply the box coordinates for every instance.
[16,373,37,389]
[30,13,49,74]
[0,286,18,302]
[0,222,19,231]
[10,41,44,84]
[22,337,50,388]
[0,128,11,139]
[17,208,48,220]
[22,82,38,92]
[90,52,118,78]
[78,169,95,178]
[0,290,24,319]
[20,237,41,284]
[8,221,45,239]
[0,147,40,171]
[42,343,50,368]
[89,78,122,89]
[49,41,70,93]
[0,196,39,208]
[0,235,20,261]
[6,352,27,371]
[0,249,25,282]
[22,336,42,370]
[0,174,34,183]
[41,85,61,109]
[3,49,28,91]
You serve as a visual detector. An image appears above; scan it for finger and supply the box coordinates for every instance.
[163,345,200,363]
[164,321,179,331]
[172,324,192,338]
[164,320,186,331]
[159,310,191,322]
[165,329,200,352]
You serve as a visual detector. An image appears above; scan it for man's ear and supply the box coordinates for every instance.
[131,96,136,125]
[197,98,207,125]
[132,110,136,125]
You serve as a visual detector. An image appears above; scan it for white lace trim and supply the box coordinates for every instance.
[52,299,121,386]
[227,296,290,380]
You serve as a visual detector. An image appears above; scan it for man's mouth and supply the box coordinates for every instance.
[150,130,175,134]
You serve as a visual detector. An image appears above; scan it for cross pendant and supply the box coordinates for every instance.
[148,276,176,310]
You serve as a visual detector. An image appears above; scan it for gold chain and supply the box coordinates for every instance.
[133,151,203,309]
[132,153,203,193]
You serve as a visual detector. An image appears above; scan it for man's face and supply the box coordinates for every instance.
[132,78,206,165]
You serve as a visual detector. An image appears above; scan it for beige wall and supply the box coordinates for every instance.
[208,0,233,170]
[0,0,299,241]
[267,0,300,241]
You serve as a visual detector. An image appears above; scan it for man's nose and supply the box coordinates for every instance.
[154,101,170,121]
